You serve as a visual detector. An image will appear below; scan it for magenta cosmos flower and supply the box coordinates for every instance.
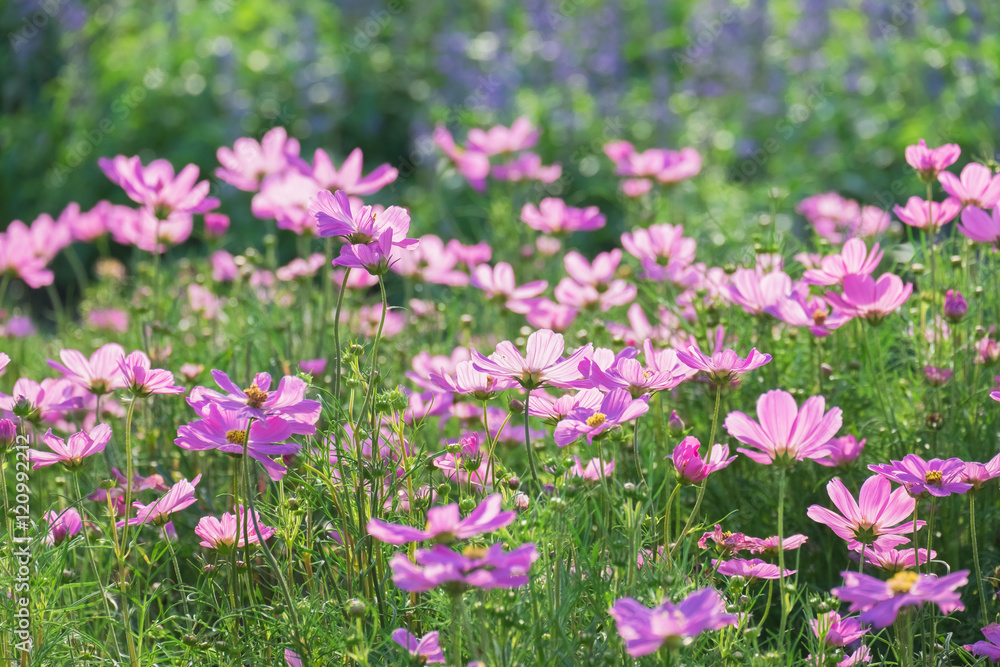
[810,611,868,648]
[608,588,736,657]
[815,435,865,468]
[195,504,274,551]
[430,360,518,400]
[30,424,112,470]
[118,474,202,527]
[391,629,446,664]
[553,388,649,446]
[196,370,320,431]
[939,163,1000,209]
[215,126,306,192]
[675,342,771,384]
[99,155,219,216]
[389,543,539,593]
[893,196,962,232]
[727,268,792,315]
[469,262,547,314]
[583,356,688,397]
[724,390,842,466]
[567,455,614,481]
[520,198,605,235]
[332,230,395,276]
[824,273,912,324]
[118,351,184,397]
[668,436,736,485]
[433,126,491,191]
[806,475,922,551]
[864,546,935,573]
[471,329,592,390]
[367,494,514,545]
[905,139,960,180]
[802,238,883,286]
[831,569,968,629]
[965,624,1000,662]
[713,558,796,580]
[308,189,416,249]
[43,508,83,546]
[959,205,1000,246]
[47,343,128,395]
[309,147,398,196]
[869,454,972,498]
[467,117,539,155]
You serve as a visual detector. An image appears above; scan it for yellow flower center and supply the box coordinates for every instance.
[226,429,247,445]
[924,470,943,485]
[586,412,607,428]
[812,309,827,326]
[463,545,487,560]
[244,384,268,409]
[889,570,919,594]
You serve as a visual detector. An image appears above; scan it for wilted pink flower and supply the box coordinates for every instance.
[470,262,547,314]
[668,436,735,484]
[29,424,112,470]
[905,139,960,180]
[389,543,539,592]
[368,494,514,545]
[47,343,127,395]
[714,558,796,580]
[118,351,184,397]
[939,163,1000,208]
[471,329,592,389]
[893,196,962,232]
[43,508,83,546]
[553,388,649,446]
[806,475,921,550]
[869,454,972,498]
[390,629,446,664]
[825,273,913,324]
[195,504,274,551]
[815,435,865,468]
[964,624,1000,662]
[521,198,605,234]
[725,389,842,466]
[803,238,883,286]
[608,588,736,658]
[118,475,202,527]
[959,205,1000,246]
[832,569,967,629]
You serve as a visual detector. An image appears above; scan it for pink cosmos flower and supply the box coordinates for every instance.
[195,504,274,550]
[430,360,517,400]
[47,343,128,395]
[175,404,299,480]
[88,468,169,516]
[64,201,109,242]
[959,205,1000,246]
[470,262,547,314]
[553,388,649,446]
[432,431,494,490]
[367,494,514,545]
[675,342,770,385]
[608,144,702,184]
[893,196,962,232]
[810,611,868,647]
[471,329,593,389]
[869,454,972,498]
[407,348,471,391]
[195,370,320,430]
[391,629,445,664]
[43,508,83,546]
[389,543,539,592]
[566,455,614,481]
[831,569,967,629]
[0,229,54,288]
[433,126,491,191]
[824,273,913,324]
[905,139,960,179]
[524,298,578,331]
[961,454,1000,490]
[815,435,865,468]
[308,189,416,250]
[520,198,605,234]
[284,649,302,667]
[728,268,792,315]
[724,389,842,466]
[99,155,218,215]
[87,308,129,333]
[698,526,755,555]
[746,534,808,555]
[332,231,394,275]
[939,163,1000,208]
[0,378,82,423]
[620,224,697,277]
[308,147,398,196]
[768,291,852,338]
[0,353,8,376]
[964,624,1000,662]
[608,588,736,658]
[802,238,883,286]
[391,235,469,286]
[528,387,604,423]
[275,254,325,282]
[215,126,306,192]
[250,170,321,235]
[713,558,796,580]
[467,117,538,155]
[118,474,202,527]
[29,424,112,470]
[806,475,922,551]
[204,212,229,237]
[491,152,561,184]
[863,546,935,573]
[584,356,688,397]
[977,337,1000,365]
[668,436,736,485]
[118,351,184,397]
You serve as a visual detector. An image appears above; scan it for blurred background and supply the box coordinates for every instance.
[2,0,1000,243]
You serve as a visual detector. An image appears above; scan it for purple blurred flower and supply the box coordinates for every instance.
[713,558,796,580]
[553,388,648,446]
[390,629,446,664]
[965,624,1000,662]
[608,588,736,657]
[367,494,514,545]
[389,543,539,592]
[831,569,967,629]
[869,454,972,498]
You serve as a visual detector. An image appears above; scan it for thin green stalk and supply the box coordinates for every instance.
[121,398,139,553]
[776,466,789,648]
[72,472,122,656]
[971,494,988,626]
[662,483,681,557]
[331,268,352,409]
[523,390,540,491]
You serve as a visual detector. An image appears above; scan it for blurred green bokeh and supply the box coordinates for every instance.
[2,0,999,236]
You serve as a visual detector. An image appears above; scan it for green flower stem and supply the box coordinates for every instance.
[971,493,989,626]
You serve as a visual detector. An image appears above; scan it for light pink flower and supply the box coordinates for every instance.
[470,262,547,314]
[471,329,593,389]
[195,504,275,550]
[893,196,962,232]
[308,147,397,196]
[959,205,1000,245]
[905,139,960,179]
[724,389,842,466]
[815,435,865,468]
[99,155,218,215]
[566,455,614,481]
[675,343,770,384]
[391,235,469,286]
[939,163,1000,208]
[521,198,605,234]
[491,153,561,184]
[524,299,578,332]
[118,351,184,396]
[727,268,792,315]
[713,558,795,580]
[215,126,306,192]
[802,238,883,286]
[553,388,649,446]
[118,475,202,527]
[43,508,83,546]
[47,344,128,395]
[433,126,491,192]
[824,273,913,323]
[806,475,921,550]
[29,424,113,470]
[467,117,539,155]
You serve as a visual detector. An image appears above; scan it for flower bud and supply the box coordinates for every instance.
[943,289,967,322]
[506,476,520,491]
[513,492,529,510]
[667,410,685,435]
[346,598,367,618]
[0,419,16,450]
[508,398,525,415]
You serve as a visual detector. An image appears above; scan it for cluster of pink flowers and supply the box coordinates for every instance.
[603,141,702,196]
